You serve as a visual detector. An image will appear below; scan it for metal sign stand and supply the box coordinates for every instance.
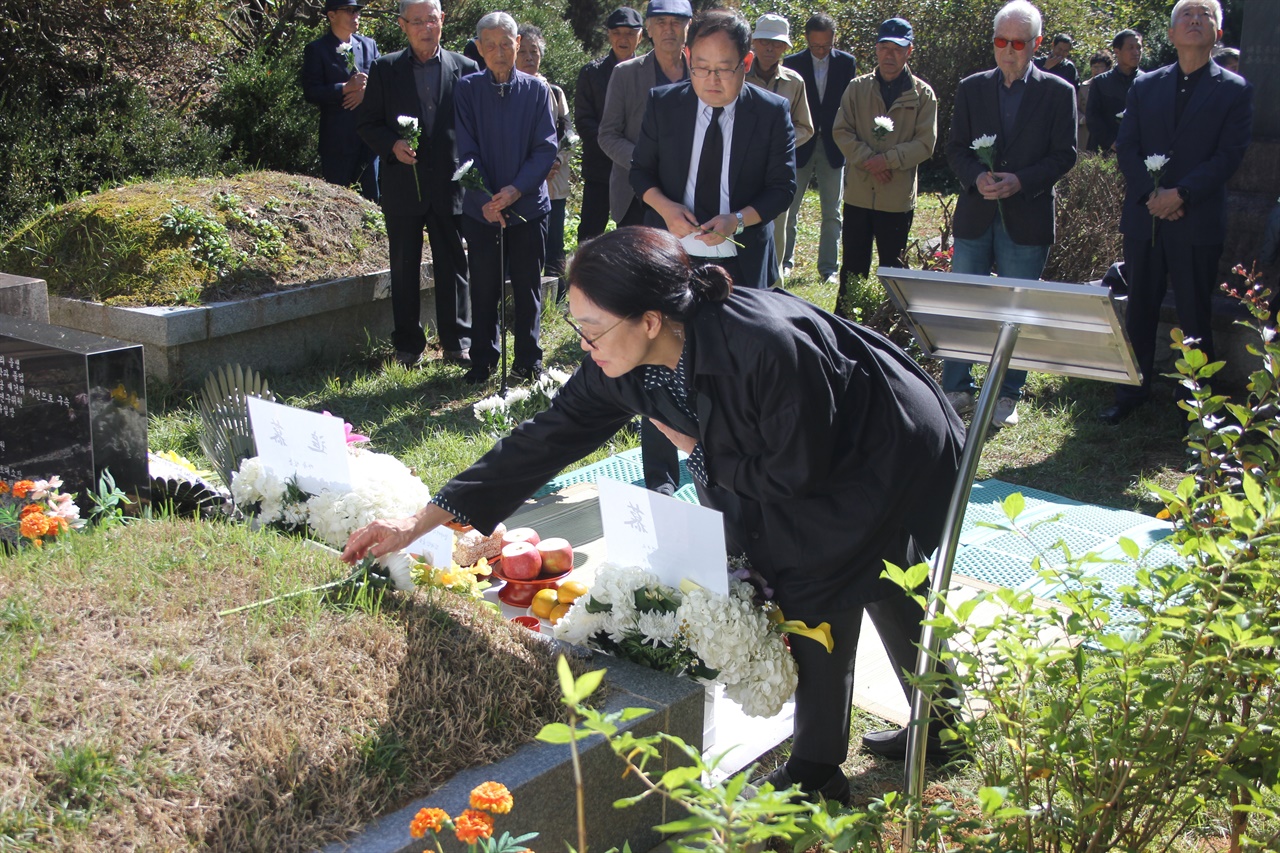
[875,267,1142,849]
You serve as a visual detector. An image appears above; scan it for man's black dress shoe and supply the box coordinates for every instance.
[1098,399,1142,425]
[861,726,968,764]
[462,365,492,384]
[753,765,850,807]
[442,349,472,367]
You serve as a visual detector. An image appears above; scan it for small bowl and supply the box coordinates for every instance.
[510,615,542,632]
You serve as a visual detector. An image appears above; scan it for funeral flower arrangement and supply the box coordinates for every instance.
[230,446,431,549]
[0,476,85,549]
[473,368,572,436]
[553,563,831,718]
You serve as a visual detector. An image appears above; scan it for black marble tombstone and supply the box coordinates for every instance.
[0,315,150,511]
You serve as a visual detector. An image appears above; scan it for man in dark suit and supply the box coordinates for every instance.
[357,0,477,369]
[575,7,644,244]
[1100,0,1252,425]
[302,0,380,201]
[1033,33,1078,87]
[939,0,1076,431]
[630,8,796,292]
[781,14,855,283]
[1085,29,1143,154]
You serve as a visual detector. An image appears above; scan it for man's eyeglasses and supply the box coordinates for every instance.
[993,37,1031,50]
[690,62,744,79]
[562,311,629,349]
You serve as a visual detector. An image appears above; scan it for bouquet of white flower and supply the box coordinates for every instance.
[1144,153,1171,245]
[473,368,571,436]
[554,563,831,718]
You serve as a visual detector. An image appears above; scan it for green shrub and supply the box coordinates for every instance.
[0,81,225,236]
[199,32,323,177]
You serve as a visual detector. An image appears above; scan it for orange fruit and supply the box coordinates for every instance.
[531,588,559,620]
[549,602,571,625]
[557,581,588,604]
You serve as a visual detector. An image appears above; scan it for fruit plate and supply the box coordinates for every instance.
[491,564,571,607]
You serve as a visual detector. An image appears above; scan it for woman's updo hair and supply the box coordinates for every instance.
[567,226,732,323]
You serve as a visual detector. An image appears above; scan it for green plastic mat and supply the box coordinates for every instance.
[533,449,1179,617]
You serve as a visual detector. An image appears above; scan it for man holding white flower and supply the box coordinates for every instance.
[942,0,1076,429]
[358,0,478,369]
[302,0,380,201]
[831,17,937,313]
[1100,0,1252,425]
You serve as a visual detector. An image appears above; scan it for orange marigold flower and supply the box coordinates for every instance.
[47,516,70,535]
[410,807,449,838]
[453,809,494,845]
[470,781,513,814]
[0,480,9,495]
[19,512,51,540]
[12,480,35,499]
[19,503,43,517]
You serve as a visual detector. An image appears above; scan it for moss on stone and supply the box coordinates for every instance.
[0,172,390,307]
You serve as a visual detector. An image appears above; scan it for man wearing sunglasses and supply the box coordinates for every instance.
[942,0,1076,430]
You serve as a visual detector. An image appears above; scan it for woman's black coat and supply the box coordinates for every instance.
[436,287,965,613]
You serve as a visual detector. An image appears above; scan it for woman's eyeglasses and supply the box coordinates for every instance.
[562,311,629,349]
[993,37,1031,50]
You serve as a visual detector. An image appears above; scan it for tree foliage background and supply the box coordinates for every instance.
[0,0,1243,238]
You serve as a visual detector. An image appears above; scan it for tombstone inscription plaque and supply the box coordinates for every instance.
[0,315,150,510]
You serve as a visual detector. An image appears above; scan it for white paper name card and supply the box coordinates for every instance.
[407,526,456,568]
[246,397,351,494]
[598,477,728,597]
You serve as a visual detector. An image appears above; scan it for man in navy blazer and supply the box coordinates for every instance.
[630,9,796,292]
[1100,0,1252,424]
[357,0,478,368]
[302,0,380,201]
[939,0,1076,430]
[781,15,856,282]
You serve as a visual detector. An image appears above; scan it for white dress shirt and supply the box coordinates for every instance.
[680,99,738,258]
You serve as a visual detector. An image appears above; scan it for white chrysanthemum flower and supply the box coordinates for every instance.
[397,115,419,131]
[337,41,353,55]
[380,550,416,591]
[873,115,894,133]
[553,604,610,644]
[1144,153,1170,172]
[635,610,679,646]
[971,134,997,150]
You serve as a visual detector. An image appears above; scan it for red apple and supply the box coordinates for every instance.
[502,527,541,550]
[501,541,543,580]
[537,537,574,575]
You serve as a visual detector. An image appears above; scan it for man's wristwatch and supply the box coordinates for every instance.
[733,211,745,235]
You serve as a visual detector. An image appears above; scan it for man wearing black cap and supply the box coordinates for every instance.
[832,18,937,298]
[598,0,693,231]
[302,0,381,201]
[575,8,644,244]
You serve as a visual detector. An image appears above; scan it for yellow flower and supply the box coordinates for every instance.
[777,619,835,653]
[470,781,513,814]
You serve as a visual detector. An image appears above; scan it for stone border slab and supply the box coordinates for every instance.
[325,644,705,853]
[44,265,433,384]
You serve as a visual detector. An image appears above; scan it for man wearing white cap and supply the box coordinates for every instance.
[745,13,813,286]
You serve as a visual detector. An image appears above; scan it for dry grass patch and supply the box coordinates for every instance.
[0,517,577,851]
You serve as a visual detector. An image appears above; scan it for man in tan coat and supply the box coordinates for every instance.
[745,14,812,286]
[832,17,937,318]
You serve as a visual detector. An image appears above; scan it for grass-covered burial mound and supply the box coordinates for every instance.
[0,517,575,851]
[0,172,389,307]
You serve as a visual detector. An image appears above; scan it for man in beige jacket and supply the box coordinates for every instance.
[831,17,937,318]
[745,14,813,286]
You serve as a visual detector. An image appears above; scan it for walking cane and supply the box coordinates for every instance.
[499,220,508,395]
